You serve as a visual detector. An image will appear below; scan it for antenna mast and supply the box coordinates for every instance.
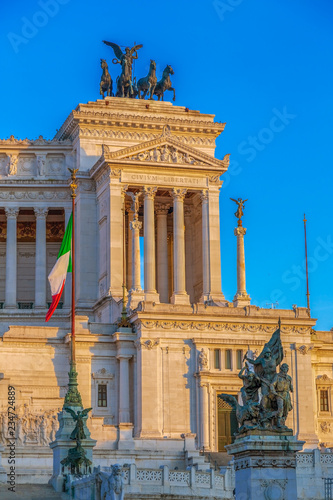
[303,214,310,312]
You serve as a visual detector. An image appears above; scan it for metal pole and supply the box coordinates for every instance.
[71,187,75,364]
[303,214,310,312]
[64,168,82,408]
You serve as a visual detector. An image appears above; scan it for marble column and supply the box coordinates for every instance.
[184,206,194,302]
[233,224,251,307]
[127,207,134,291]
[200,382,210,450]
[5,208,19,309]
[34,207,48,309]
[117,355,132,423]
[64,208,72,308]
[207,186,225,303]
[143,186,159,302]
[156,204,169,303]
[170,188,190,305]
[200,190,210,303]
[128,219,144,309]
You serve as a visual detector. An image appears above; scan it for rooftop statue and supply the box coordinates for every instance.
[220,321,293,433]
[103,41,143,98]
[100,59,113,98]
[230,198,248,221]
[154,65,176,102]
[137,60,157,100]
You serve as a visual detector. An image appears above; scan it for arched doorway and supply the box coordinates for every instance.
[217,394,238,451]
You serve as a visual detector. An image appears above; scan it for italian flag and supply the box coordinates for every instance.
[45,214,72,322]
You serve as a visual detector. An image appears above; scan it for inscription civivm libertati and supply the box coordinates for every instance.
[121,172,207,187]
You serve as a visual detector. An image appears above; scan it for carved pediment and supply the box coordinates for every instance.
[101,133,229,170]
[317,374,333,385]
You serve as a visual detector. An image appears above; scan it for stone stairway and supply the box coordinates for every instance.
[0,484,69,500]
[185,449,211,471]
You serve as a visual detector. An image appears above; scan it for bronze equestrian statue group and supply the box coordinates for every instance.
[100,41,176,102]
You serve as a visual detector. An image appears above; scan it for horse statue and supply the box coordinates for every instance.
[131,77,139,99]
[137,60,157,99]
[154,65,176,102]
[100,59,113,98]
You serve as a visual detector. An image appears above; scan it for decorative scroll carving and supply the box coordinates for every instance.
[0,191,70,201]
[298,344,314,355]
[79,127,215,145]
[134,339,160,350]
[140,320,310,335]
[320,421,331,433]
[92,368,114,380]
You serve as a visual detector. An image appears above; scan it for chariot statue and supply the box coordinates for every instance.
[103,41,143,98]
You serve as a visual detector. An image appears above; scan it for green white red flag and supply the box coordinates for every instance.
[45,214,72,322]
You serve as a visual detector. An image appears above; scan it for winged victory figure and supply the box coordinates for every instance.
[230,198,248,220]
[103,41,143,98]
[64,407,92,441]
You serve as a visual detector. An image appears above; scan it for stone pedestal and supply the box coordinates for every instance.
[226,432,304,500]
[49,406,96,492]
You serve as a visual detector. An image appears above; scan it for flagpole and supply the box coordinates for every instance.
[64,168,82,408]
[303,213,310,312]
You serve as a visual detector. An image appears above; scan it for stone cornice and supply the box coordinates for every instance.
[0,135,72,153]
[54,99,226,142]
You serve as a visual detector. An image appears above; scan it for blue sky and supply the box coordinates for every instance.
[1,0,332,330]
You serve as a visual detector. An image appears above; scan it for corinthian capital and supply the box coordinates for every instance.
[155,203,170,216]
[5,207,19,219]
[170,188,187,201]
[234,227,247,237]
[143,186,158,200]
[130,220,142,231]
[34,207,48,219]
[200,189,209,203]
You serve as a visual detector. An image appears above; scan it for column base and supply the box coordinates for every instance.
[4,304,17,310]
[171,292,190,305]
[128,290,145,310]
[144,291,160,303]
[118,423,135,450]
[199,293,226,305]
[233,292,251,307]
